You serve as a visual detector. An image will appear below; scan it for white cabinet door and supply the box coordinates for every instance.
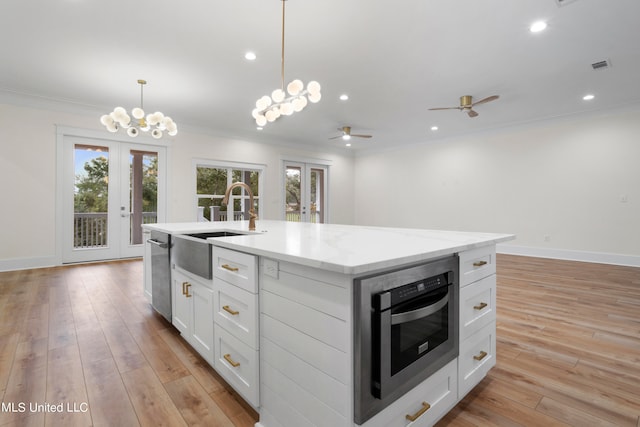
[172,269,191,336]
[191,282,214,364]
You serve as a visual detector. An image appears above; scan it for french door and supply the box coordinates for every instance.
[61,135,166,263]
[283,161,328,223]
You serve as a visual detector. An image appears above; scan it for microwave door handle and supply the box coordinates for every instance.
[390,294,449,325]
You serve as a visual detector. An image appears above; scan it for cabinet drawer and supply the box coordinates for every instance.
[460,274,496,341]
[214,277,259,349]
[214,324,260,407]
[360,359,457,427]
[213,247,257,293]
[459,245,496,287]
[459,321,496,398]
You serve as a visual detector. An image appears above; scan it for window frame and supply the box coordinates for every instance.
[192,158,266,222]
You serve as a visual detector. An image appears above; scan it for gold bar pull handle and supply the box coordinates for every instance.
[474,351,488,361]
[223,305,239,315]
[185,283,192,298]
[223,353,240,367]
[182,282,187,295]
[474,302,488,310]
[221,264,239,272]
[473,260,488,267]
[405,402,431,422]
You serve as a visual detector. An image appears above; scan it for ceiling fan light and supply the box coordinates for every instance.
[287,79,303,95]
[342,134,351,141]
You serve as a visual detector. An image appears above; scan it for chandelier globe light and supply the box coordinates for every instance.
[252,0,321,127]
[100,79,177,139]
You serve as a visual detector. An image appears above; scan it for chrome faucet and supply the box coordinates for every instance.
[222,182,257,231]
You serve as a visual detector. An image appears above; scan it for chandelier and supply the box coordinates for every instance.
[100,79,177,139]
[252,0,321,127]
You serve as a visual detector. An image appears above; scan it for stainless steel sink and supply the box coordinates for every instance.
[172,231,244,279]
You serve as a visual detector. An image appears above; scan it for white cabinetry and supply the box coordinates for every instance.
[172,267,215,365]
[212,247,260,408]
[360,360,457,427]
[458,246,497,398]
[259,260,353,427]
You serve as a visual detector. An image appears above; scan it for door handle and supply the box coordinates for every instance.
[474,302,488,310]
[185,283,192,298]
[406,402,431,422]
[221,264,239,272]
[223,353,240,367]
[223,305,240,315]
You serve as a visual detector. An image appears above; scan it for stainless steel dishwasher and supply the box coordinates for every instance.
[148,230,172,322]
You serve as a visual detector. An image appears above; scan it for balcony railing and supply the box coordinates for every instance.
[74,212,157,248]
[285,211,320,223]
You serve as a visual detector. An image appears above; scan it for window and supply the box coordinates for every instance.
[195,160,264,222]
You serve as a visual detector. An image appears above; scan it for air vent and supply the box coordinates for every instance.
[555,0,580,6]
[591,59,611,71]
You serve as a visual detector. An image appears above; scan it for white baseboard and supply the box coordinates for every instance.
[0,256,58,272]
[497,244,640,267]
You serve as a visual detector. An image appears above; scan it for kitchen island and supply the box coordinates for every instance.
[142,220,513,427]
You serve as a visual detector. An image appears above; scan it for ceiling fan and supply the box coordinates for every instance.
[429,95,500,118]
[329,126,372,141]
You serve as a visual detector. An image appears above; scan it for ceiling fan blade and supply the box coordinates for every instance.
[471,95,499,106]
[328,135,343,140]
[428,107,460,111]
[467,109,479,118]
[352,134,372,138]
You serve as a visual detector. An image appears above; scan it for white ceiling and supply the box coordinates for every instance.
[1,0,639,151]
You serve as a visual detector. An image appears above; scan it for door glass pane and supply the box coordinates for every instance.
[197,166,228,221]
[285,166,302,222]
[74,144,109,248]
[129,150,158,245]
[310,168,325,224]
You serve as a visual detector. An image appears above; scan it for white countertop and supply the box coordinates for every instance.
[144,220,514,275]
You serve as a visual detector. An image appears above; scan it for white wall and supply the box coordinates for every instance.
[354,108,640,266]
[0,102,355,270]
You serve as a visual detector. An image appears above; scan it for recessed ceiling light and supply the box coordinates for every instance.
[256,126,263,130]
[583,94,595,101]
[529,21,547,33]
[339,94,349,101]
[431,126,439,131]
[345,143,351,147]
[245,51,257,61]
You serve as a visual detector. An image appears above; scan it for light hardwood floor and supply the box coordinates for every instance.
[0,255,638,426]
